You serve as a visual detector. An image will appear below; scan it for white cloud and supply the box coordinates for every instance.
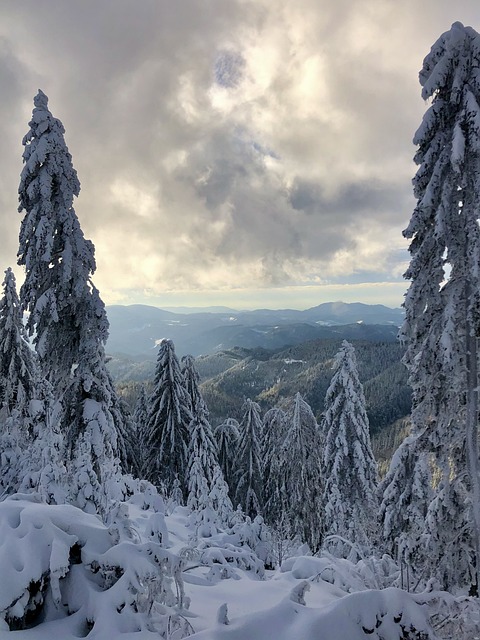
[0,1,478,308]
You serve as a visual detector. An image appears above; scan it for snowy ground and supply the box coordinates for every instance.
[0,496,476,639]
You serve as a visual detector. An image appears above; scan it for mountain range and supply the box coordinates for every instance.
[105,301,404,358]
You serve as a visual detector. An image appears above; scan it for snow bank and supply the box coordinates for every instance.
[0,497,473,639]
[0,496,184,638]
[189,587,436,640]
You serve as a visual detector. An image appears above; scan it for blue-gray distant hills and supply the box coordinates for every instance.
[105,301,404,358]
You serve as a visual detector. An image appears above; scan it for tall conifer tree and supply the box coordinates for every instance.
[0,267,39,494]
[0,267,37,418]
[18,91,106,388]
[322,341,378,555]
[182,354,224,510]
[281,393,323,551]
[17,91,124,516]
[235,399,263,518]
[214,417,239,495]
[144,339,191,496]
[262,407,287,526]
[382,22,480,590]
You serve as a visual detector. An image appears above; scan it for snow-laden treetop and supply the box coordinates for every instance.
[18,90,108,378]
[420,22,480,101]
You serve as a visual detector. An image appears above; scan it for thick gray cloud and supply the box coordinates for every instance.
[0,0,478,307]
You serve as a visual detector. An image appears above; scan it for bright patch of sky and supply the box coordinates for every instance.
[0,1,478,311]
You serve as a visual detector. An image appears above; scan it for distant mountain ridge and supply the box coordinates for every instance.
[105,301,404,358]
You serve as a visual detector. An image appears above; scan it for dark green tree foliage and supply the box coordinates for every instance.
[235,398,263,518]
[145,339,192,495]
[200,340,410,437]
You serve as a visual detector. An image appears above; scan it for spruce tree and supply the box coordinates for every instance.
[262,407,287,526]
[214,417,239,494]
[18,90,107,389]
[235,398,263,518]
[386,22,480,590]
[182,354,224,509]
[209,464,233,526]
[182,354,206,416]
[187,411,221,510]
[144,339,192,496]
[378,432,431,574]
[280,393,323,551]
[0,268,37,418]
[322,341,378,555]
[133,384,149,477]
[0,267,38,495]
[17,91,124,517]
[18,380,67,505]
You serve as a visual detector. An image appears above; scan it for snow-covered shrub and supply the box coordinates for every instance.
[231,515,274,568]
[0,496,185,636]
[413,590,480,640]
[180,511,271,582]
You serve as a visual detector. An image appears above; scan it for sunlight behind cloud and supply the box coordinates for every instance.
[109,180,158,219]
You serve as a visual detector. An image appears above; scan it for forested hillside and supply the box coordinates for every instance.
[197,339,410,433]
[111,337,411,459]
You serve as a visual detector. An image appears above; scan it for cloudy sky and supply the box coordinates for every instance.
[0,1,478,310]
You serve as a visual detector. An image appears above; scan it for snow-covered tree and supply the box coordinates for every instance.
[322,341,378,555]
[386,22,480,590]
[378,431,432,575]
[130,383,149,478]
[187,454,208,512]
[17,91,125,517]
[279,394,323,552]
[235,399,263,518]
[144,339,192,495]
[18,380,67,505]
[187,411,220,509]
[182,354,230,516]
[209,464,233,526]
[182,354,206,416]
[0,267,37,418]
[261,407,287,527]
[0,267,39,494]
[214,417,239,493]
[18,90,107,390]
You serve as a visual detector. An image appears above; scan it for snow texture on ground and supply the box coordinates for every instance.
[0,496,443,639]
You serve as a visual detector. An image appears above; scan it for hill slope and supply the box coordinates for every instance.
[197,338,410,434]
